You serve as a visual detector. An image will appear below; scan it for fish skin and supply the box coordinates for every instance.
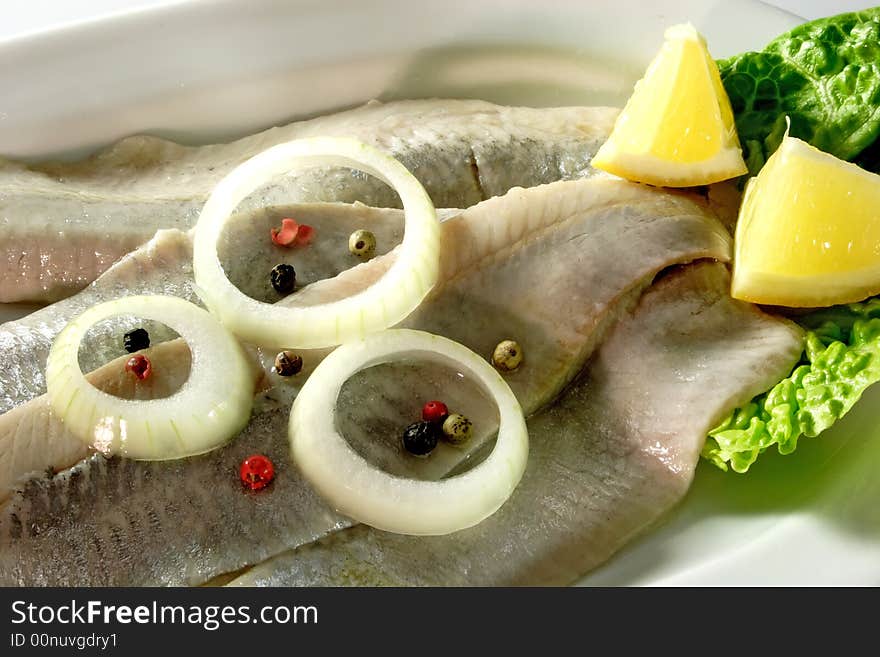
[228,263,804,587]
[0,100,617,303]
[0,179,734,585]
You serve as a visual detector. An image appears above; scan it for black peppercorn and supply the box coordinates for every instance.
[270,263,296,295]
[402,421,439,456]
[123,328,150,353]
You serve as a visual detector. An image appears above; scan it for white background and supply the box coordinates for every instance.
[1,0,878,40]
[770,0,876,17]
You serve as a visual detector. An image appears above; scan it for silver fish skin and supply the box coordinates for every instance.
[228,263,804,586]
[0,100,617,303]
[0,179,733,585]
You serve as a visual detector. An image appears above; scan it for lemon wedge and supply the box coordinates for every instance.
[732,135,880,307]
[592,23,747,187]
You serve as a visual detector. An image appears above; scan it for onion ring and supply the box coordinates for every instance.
[46,295,254,460]
[193,137,440,349]
[289,329,529,536]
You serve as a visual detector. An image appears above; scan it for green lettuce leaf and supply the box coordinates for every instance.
[718,8,880,175]
[704,312,880,473]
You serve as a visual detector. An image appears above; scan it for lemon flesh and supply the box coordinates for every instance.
[592,23,747,187]
[732,135,880,307]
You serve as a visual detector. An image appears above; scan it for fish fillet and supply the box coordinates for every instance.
[0,100,617,303]
[0,179,733,584]
[0,339,266,505]
[0,201,435,415]
[228,263,804,586]
[0,179,726,415]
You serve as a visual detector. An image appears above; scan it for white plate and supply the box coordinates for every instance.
[4,0,875,586]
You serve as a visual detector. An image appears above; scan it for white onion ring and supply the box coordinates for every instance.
[289,329,529,536]
[46,295,254,460]
[193,137,440,349]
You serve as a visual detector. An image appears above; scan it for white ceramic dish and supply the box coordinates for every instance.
[3,0,877,585]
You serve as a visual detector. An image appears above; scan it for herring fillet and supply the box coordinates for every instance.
[0,100,618,303]
[0,230,198,416]
[229,263,804,586]
[0,179,732,585]
[0,179,726,415]
[0,201,422,416]
[0,339,265,503]
[0,339,225,503]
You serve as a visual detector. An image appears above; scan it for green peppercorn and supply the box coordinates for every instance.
[492,339,523,372]
[273,351,303,377]
[270,263,296,295]
[349,229,376,258]
[441,413,473,444]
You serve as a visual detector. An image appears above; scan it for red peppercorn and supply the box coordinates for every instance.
[422,400,449,423]
[240,454,275,491]
[271,218,314,247]
[271,218,299,246]
[124,354,152,380]
[296,223,315,245]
